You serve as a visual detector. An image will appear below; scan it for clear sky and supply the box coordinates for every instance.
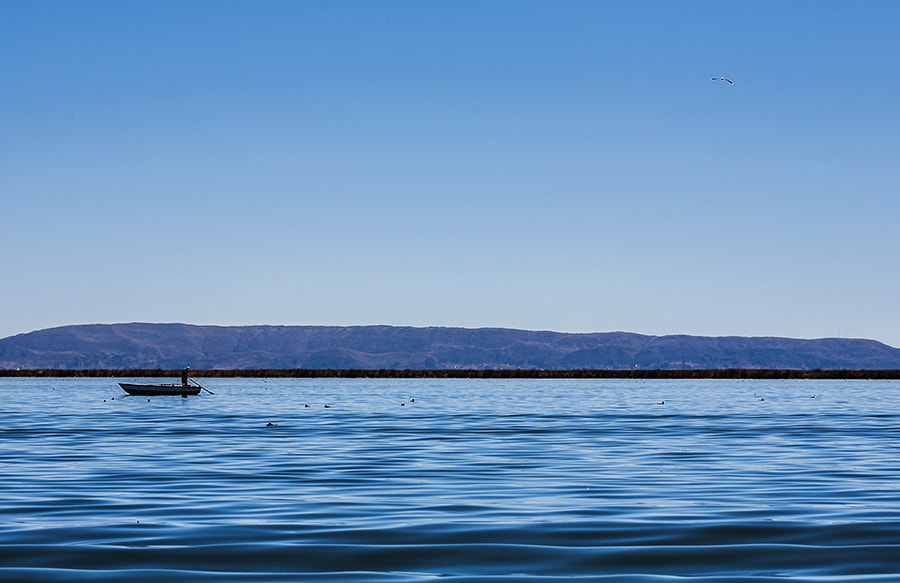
[2,0,899,346]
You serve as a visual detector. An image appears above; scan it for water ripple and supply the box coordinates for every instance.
[2,378,900,581]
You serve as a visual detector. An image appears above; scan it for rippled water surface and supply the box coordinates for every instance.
[2,377,900,581]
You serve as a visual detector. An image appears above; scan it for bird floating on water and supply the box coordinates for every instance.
[712,77,734,84]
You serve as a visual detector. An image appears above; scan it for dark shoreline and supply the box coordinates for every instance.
[2,368,900,379]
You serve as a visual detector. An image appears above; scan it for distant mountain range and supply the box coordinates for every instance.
[1,323,899,371]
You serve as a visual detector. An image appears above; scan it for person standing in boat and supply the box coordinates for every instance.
[182,366,191,387]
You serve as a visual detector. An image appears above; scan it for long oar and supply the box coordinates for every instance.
[189,378,215,395]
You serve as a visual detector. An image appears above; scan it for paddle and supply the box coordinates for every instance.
[189,378,215,395]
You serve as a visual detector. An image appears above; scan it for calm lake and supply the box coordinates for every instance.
[2,377,900,581]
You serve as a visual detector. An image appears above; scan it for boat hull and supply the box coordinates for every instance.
[119,382,201,396]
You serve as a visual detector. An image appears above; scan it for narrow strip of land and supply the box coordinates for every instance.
[3,369,900,379]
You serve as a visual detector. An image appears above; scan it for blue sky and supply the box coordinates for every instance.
[2,0,899,346]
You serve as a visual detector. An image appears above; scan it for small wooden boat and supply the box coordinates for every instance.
[119,382,202,396]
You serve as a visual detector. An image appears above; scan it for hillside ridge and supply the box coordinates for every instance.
[2,323,899,371]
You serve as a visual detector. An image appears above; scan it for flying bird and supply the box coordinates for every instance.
[712,77,734,84]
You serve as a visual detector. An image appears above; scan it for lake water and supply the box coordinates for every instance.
[2,377,900,582]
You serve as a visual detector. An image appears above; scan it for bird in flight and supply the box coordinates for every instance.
[712,77,734,84]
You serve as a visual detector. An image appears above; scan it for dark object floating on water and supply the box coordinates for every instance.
[657,401,665,405]
[266,422,277,427]
[119,382,201,396]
